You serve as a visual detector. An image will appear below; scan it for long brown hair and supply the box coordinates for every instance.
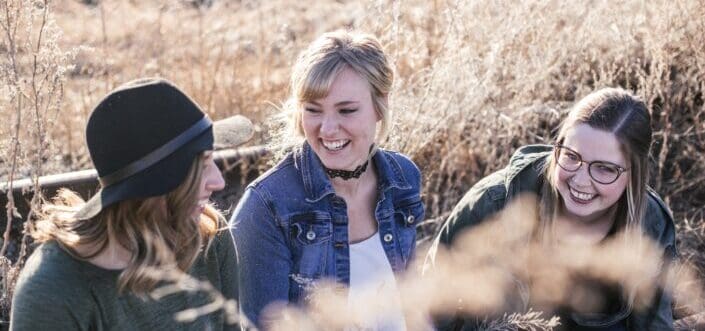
[540,88,652,237]
[33,153,222,294]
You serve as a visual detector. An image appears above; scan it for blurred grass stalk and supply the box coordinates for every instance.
[262,195,703,330]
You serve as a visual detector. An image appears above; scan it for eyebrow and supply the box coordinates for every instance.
[306,100,359,107]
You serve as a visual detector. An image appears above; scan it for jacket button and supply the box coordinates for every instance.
[306,230,316,241]
[383,233,393,243]
[406,215,415,224]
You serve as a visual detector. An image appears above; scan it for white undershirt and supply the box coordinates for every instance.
[347,232,407,331]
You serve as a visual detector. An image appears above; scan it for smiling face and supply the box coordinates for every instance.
[554,124,629,224]
[192,151,225,219]
[301,67,380,171]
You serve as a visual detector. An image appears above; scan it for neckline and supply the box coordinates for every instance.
[349,231,379,247]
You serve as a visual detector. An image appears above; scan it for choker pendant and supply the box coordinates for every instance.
[322,144,377,181]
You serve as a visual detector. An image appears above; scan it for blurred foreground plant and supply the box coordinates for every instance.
[258,196,704,330]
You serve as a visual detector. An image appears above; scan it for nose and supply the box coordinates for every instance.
[320,114,339,136]
[570,163,592,187]
[205,164,226,193]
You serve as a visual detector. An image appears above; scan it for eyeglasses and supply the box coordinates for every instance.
[554,145,629,184]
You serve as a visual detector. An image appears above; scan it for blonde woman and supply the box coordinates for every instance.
[231,31,424,329]
[10,78,252,331]
[429,88,676,330]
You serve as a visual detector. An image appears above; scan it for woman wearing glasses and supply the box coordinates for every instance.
[429,88,675,330]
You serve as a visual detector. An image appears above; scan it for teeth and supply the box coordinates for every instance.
[570,187,595,201]
[322,140,348,151]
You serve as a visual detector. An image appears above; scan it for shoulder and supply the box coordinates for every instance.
[233,151,305,212]
[377,149,422,186]
[455,167,509,217]
[240,152,307,211]
[380,149,419,169]
[437,145,549,246]
[643,188,677,248]
[15,242,92,291]
[509,144,553,162]
[436,167,509,245]
[248,152,299,191]
[505,145,551,183]
[12,242,96,324]
[460,144,551,211]
[208,229,236,257]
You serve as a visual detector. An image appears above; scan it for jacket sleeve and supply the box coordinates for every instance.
[425,170,508,266]
[229,187,292,329]
[422,170,509,331]
[630,191,677,330]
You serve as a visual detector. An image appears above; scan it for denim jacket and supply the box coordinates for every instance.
[230,142,424,327]
[428,144,676,331]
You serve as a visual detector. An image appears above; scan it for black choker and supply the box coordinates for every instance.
[324,160,369,180]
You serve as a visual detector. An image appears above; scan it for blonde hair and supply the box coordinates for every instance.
[539,88,652,238]
[273,30,394,152]
[33,153,222,294]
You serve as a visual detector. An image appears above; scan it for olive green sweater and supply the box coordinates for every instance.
[10,231,240,331]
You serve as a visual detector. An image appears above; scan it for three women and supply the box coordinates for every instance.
[10,31,678,331]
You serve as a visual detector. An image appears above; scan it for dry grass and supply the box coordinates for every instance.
[0,0,77,318]
[2,0,705,328]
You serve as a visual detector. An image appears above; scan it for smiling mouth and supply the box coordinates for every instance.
[320,139,350,151]
[569,186,597,203]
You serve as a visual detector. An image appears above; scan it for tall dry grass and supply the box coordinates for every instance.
[2,0,705,328]
[0,0,78,319]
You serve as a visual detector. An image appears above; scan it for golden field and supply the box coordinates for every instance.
[1,0,704,328]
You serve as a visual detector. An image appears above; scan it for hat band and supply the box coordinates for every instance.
[99,116,213,187]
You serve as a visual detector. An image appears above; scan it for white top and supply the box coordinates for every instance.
[347,232,407,331]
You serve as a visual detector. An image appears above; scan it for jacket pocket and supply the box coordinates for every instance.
[286,211,332,302]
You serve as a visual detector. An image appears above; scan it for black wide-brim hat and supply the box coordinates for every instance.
[73,78,253,220]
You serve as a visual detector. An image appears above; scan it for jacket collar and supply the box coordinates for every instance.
[296,142,411,202]
[372,148,412,193]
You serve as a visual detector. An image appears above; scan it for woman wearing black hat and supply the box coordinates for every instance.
[10,78,252,331]
[231,31,425,330]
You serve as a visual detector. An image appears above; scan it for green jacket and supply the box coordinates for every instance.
[429,144,676,331]
[10,230,240,331]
